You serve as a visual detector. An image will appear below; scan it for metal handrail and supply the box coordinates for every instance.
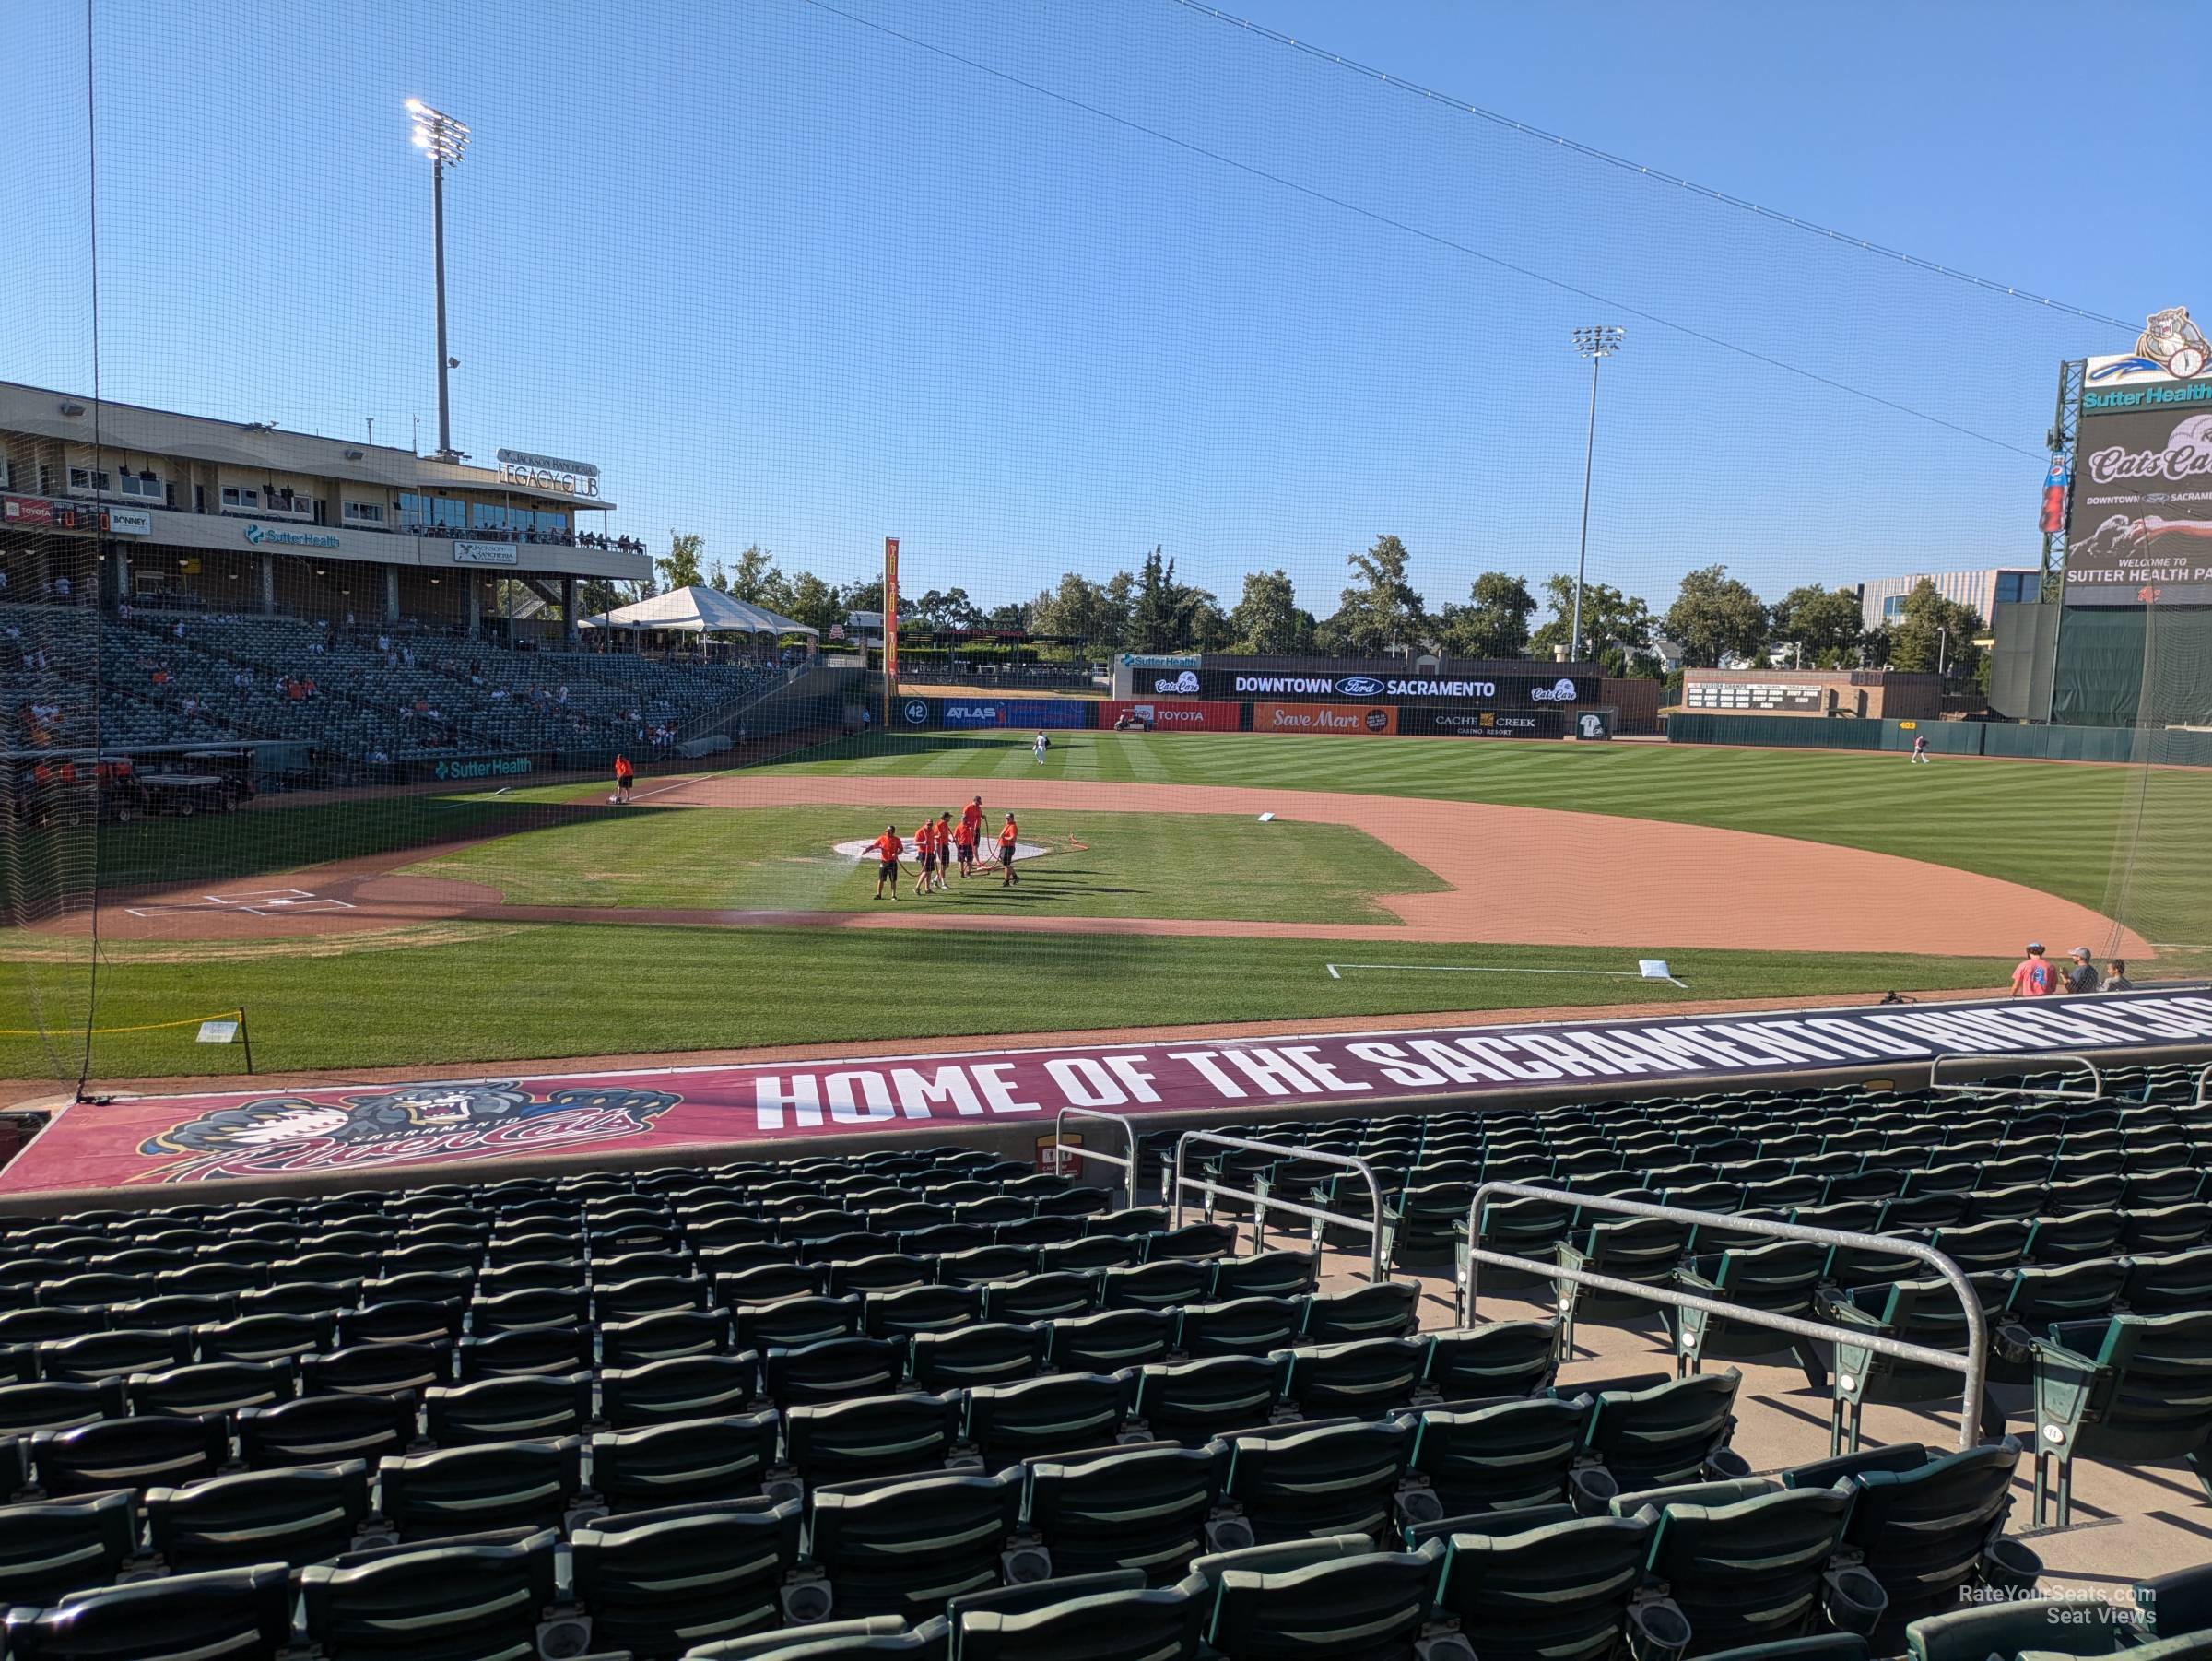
[1928,1049,2102,1101]
[1461,1180,1991,1454]
[1050,1107,1141,1209]
[1172,1132,1387,1285]
[2195,1062,2211,1110]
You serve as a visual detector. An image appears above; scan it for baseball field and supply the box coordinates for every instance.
[7,728,2207,1086]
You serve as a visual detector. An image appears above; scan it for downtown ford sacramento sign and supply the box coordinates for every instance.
[496,448,601,498]
[1192,669,1597,706]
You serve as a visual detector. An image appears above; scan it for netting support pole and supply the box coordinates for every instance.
[239,1007,253,1076]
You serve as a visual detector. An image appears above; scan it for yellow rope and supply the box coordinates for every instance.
[0,1008,241,1037]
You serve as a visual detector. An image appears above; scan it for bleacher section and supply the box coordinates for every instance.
[0,1058,2208,1657]
[5,600,793,762]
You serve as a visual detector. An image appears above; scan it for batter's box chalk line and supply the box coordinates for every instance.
[1324,960,1689,989]
[123,889,357,919]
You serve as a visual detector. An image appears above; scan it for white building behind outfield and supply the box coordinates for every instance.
[1857,568,2038,633]
[0,379,650,635]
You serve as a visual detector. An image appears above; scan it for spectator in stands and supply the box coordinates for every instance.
[2105,960,2137,992]
[2065,947,2100,994]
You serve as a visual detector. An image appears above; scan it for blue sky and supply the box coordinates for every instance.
[2,0,2198,620]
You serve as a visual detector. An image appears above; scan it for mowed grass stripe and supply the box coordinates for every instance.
[2,923,2009,1081]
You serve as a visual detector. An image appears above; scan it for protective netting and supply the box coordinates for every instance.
[3,0,2198,1094]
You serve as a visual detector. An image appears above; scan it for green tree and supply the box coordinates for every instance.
[657,530,705,592]
[728,544,788,609]
[782,571,842,639]
[1229,570,1315,655]
[1768,583,1867,667]
[1128,547,1180,654]
[1320,534,1425,655]
[1434,571,1536,658]
[1529,574,1657,676]
[1663,564,1770,668]
[1887,579,1984,687]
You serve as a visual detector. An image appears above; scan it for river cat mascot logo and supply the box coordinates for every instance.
[2089,306,2210,383]
[137,1079,681,1183]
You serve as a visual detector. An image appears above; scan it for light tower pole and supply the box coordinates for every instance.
[406,99,470,463]
[1569,324,1624,662]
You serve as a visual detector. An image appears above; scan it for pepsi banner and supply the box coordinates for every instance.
[1186,669,1598,708]
[15,988,2212,1192]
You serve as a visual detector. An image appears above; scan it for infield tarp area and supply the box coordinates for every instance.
[9,988,2211,1195]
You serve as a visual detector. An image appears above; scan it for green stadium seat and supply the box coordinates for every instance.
[934,1246,1041,1288]
[1174,1297,1302,1360]
[2024,1212,2126,1266]
[571,1496,804,1655]
[1275,1337,1427,1420]
[601,1354,761,1428]
[962,1372,1133,1466]
[1646,1481,1869,1655]
[864,1284,982,1341]
[592,1412,781,1511]
[300,1339,450,1396]
[908,1323,1048,1393]
[1042,1308,1173,1373]
[594,1274,712,1323]
[0,1490,139,1607]
[423,1372,592,1445]
[335,1298,464,1348]
[143,1459,375,1572]
[953,1576,1205,1660]
[1100,1262,1210,1313]
[1824,1277,2007,1455]
[1207,1251,1319,1302]
[1556,1216,1692,1352]
[298,1526,580,1661]
[454,1325,595,1380]
[803,1466,1027,1620]
[1581,1370,1747,1494]
[2029,1309,2212,1526]
[124,1359,296,1420]
[718,1263,834,1306]
[29,1413,229,1498]
[2120,1246,2212,1315]
[763,1336,910,1408]
[1185,1532,1446,1660]
[600,1308,735,1366]
[236,1391,419,1469]
[466,1284,588,1334]
[685,1616,950,1658]
[1902,1596,2133,1661]
[789,1391,966,1489]
[1430,1507,1662,1661]
[1038,1237,1139,1274]
[1131,1355,1288,1445]
[1222,1416,1413,1543]
[1992,1261,2131,1384]
[1675,1240,1830,1389]
[193,1311,335,1363]
[1143,1223,1238,1263]
[2,1563,296,1661]
[1421,1321,1559,1403]
[0,1379,124,1438]
[36,1326,194,1384]
[1402,1393,1595,1519]
[1300,1282,1421,1345]
[830,1255,937,1299]
[1780,1439,2034,1642]
[376,1436,586,1539]
[735,1295,865,1352]
[1025,1440,1232,1582]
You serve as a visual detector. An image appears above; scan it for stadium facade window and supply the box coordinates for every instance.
[118,473,162,500]
[1882,595,1908,620]
[1994,571,2030,606]
[343,500,386,524]
[221,485,260,510]
[398,492,466,531]
[68,466,112,493]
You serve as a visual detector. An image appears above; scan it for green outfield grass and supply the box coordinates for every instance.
[400,806,1446,924]
[0,925,2006,1080]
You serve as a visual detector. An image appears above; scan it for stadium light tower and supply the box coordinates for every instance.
[406,98,470,462]
[1569,324,1625,663]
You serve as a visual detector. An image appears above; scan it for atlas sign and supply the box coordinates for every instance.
[496,448,601,499]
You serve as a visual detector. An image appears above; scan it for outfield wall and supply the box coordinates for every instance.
[896,694,1618,740]
[1665,713,2212,766]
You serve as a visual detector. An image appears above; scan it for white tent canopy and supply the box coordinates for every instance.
[581,584,818,638]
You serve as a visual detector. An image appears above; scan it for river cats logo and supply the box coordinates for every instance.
[135,1080,680,1183]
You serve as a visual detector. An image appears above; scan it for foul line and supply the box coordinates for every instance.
[1325,961,1689,989]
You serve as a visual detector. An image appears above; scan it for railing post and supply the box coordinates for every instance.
[1927,1049,2102,1103]
[1171,1131,1388,1284]
[1051,1107,1140,1210]
[1461,1179,1989,1454]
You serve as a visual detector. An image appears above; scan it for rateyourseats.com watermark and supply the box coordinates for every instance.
[1959,1584,2147,1617]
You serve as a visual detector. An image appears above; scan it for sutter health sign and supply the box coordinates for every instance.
[19,990,2212,1190]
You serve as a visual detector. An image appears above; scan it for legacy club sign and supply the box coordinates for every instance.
[12,990,2211,1192]
[496,448,601,498]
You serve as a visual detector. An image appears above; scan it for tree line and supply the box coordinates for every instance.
[624,531,1986,683]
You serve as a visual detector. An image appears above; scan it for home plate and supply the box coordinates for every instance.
[831,838,1048,865]
[124,888,358,919]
